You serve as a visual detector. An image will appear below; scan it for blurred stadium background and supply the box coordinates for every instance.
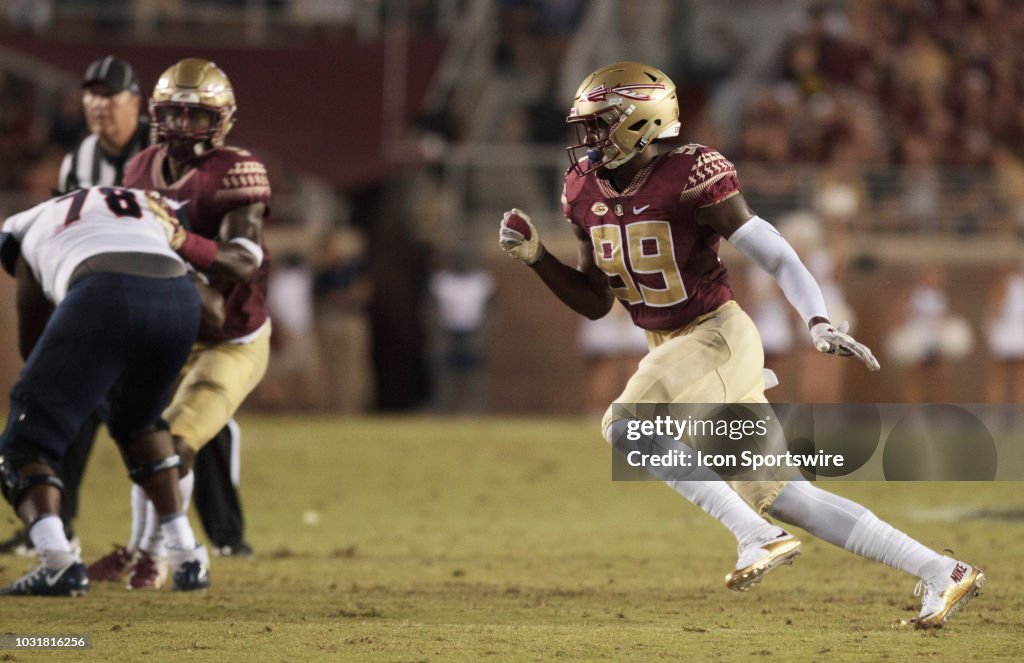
[2,0,1023,412]
[3,3,1024,659]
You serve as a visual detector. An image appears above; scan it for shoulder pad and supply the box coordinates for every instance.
[219,159,271,193]
[670,142,707,156]
[0,232,21,276]
[679,145,737,203]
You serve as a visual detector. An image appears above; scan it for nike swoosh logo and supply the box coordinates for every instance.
[633,205,651,214]
[44,566,70,587]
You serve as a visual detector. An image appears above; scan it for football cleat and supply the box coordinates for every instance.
[87,544,134,582]
[172,560,210,591]
[0,551,89,596]
[169,544,211,591]
[725,530,801,591]
[909,557,985,629]
[126,550,168,590]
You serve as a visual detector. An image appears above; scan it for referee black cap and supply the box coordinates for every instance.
[83,56,139,94]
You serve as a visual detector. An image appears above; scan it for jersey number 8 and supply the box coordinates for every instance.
[58,187,143,225]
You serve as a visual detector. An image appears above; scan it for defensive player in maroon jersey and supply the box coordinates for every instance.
[500,62,983,627]
[87,58,269,589]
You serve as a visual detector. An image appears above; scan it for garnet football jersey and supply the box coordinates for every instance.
[563,143,738,331]
[125,145,271,342]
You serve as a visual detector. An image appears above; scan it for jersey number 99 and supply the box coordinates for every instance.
[590,220,688,307]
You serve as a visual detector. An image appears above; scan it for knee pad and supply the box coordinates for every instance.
[128,454,183,484]
[0,454,64,509]
[117,420,182,484]
[173,437,195,475]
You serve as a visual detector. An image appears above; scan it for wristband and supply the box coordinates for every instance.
[229,237,264,268]
[178,232,219,270]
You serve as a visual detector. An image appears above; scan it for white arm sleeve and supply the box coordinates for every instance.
[728,215,828,325]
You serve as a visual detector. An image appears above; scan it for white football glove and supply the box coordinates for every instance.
[811,321,881,371]
[499,208,545,266]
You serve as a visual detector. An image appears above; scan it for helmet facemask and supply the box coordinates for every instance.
[152,102,224,163]
[566,105,635,176]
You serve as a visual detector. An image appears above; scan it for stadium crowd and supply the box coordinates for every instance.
[3,0,1024,410]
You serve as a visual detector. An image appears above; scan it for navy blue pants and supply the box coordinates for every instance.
[1,272,200,465]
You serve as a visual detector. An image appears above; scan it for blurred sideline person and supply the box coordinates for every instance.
[886,267,974,403]
[0,187,213,595]
[313,228,374,413]
[1,56,151,556]
[499,62,983,628]
[577,305,648,416]
[428,252,494,413]
[986,263,1024,404]
[257,252,316,410]
[89,58,269,589]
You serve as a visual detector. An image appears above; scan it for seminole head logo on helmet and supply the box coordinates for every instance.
[150,58,236,163]
[566,62,681,176]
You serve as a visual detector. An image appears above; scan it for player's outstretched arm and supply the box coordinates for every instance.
[700,194,879,371]
[499,208,614,319]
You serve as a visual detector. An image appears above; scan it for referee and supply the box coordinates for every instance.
[58,55,150,193]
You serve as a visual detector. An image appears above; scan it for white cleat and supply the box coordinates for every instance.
[725,530,801,591]
[908,557,985,629]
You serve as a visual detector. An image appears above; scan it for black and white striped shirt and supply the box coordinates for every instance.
[57,119,150,193]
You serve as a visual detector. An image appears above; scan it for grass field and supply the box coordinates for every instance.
[1,415,1022,662]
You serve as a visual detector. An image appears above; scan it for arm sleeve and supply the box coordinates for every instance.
[728,215,829,325]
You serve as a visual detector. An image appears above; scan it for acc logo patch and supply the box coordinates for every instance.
[591,202,609,216]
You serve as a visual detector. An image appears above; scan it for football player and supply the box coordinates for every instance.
[499,62,984,627]
[88,58,269,589]
[0,187,212,594]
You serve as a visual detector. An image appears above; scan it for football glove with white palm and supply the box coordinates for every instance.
[499,208,545,266]
[811,321,880,371]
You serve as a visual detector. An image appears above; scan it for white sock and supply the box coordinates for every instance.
[668,478,779,545]
[160,512,197,552]
[140,500,165,556]
[128,484,148,551]
[29,514,72,554]
[844,511,945,578]
[179,471,195,511]
[769,481,943,578]
[606,418,776,545]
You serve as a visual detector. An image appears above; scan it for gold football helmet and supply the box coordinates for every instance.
[566,62,680,175]
[150,58,236,162]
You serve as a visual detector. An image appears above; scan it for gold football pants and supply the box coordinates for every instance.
[164,323,270,449]
[603,301,790,512]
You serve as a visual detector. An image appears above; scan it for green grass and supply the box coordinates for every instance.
[1,416,1022,661]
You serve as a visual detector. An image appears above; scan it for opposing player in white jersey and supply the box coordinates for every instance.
[0,187,211,594]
